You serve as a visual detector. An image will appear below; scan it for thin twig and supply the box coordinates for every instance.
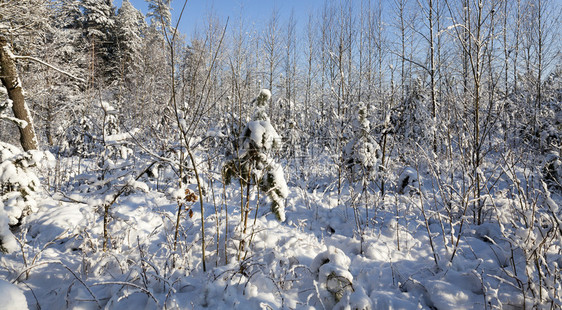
[14,55,85,82]
[92,281,159,305]
[13,260,101,308]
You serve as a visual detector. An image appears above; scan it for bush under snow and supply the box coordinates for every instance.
[0,142,46,253]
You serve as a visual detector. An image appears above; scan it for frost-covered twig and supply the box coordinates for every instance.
[21,281,41,309]
[101,161,158,251]
[413,164,439,268]
[92,281,159,305]
[13,260,101,308]
[15,236,29,280]
[13,55,85,82]
[53,191,89,205]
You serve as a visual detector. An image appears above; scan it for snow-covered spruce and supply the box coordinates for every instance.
[393,78,433,147]
[0,142,44,253]
[223,89,289,221]
[343,102,380,182]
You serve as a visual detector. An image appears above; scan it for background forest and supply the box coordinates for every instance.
[1,0,561,309]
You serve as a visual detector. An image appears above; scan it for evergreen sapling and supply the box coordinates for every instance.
[343,102,381,182]
[224,89,289,221]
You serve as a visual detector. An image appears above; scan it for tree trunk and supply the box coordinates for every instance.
[0,37,38,151]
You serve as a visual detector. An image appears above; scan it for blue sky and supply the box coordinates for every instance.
[114,0,326,36]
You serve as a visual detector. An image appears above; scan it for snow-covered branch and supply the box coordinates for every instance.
[13,55,85,83]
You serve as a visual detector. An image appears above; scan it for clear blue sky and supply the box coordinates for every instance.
[114,0,326,36]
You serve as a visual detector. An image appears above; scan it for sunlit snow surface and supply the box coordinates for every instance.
[0,279,28,310]
[0,154,546,309]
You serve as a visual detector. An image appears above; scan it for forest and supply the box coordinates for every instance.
[0,0,561,308]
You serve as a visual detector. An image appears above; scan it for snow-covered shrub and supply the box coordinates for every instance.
[223,89,289,221]
[536,67,562,150]
[0,142,40,224]
[62,116,97,157]
[392,78,433,150]
[311,246,354,308]
[0,201,17,253]
[62,101,135,161]
[0,142,42,253]
[509,67,562,152]
[397,166,419,195]
[543,151,562,192]
[101,101,137,160]
[343,102,380,183]
[494,158,562,308]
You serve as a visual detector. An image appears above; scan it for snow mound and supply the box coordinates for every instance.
[0,279,28,310]
[0,202,18,253]
[244,120,281,152]
[311,246,354,308]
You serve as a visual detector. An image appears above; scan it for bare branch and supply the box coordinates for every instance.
[13,55,85,83]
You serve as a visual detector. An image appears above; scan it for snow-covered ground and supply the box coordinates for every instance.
[0,149,560,309]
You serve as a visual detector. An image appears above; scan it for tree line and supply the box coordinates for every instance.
[0,0,560,215]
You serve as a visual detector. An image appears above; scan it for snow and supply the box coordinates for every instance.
[0,98,28,129]
[105,128,140,145]
[22,100,35,131]
[0,279,28,310]
[0,203,18,253]
[312,246,354,308]
[0,155,557,309]
[0,103,559,309]
[0,142,41,228]
[2,42,16,60]
[270,164,289,198]
[245,120,281,151]
[397,167,419,194]
[101,100,116,113]
[259,89,271,102]
[2,0,560,307]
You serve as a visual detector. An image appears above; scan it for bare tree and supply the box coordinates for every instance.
[393,0,409,102]
[446,0,502,224]
[262,8,282,117]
